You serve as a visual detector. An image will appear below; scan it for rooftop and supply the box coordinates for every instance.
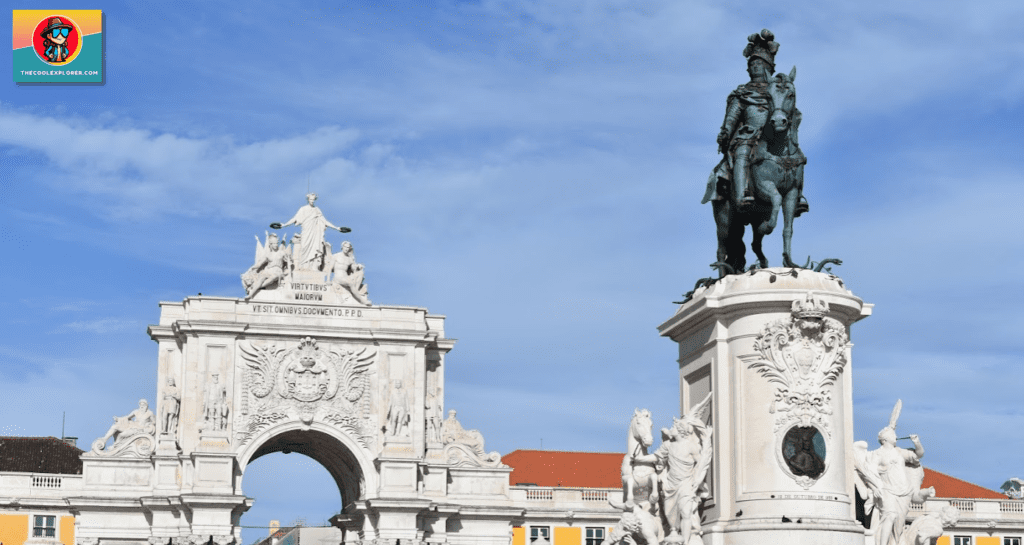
[502,449,1006,499]
[0,436,84,475]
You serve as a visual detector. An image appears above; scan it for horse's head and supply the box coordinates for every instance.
[767,66,797,135]
[631,408,654,448]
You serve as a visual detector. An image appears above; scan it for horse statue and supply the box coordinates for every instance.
[705,65,807,275]
[610,408,660,510]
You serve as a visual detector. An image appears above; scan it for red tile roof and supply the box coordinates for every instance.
[922,468,1004,499]
[502,450,623,488]
[503,450,1006,500]
[0,436,83,474]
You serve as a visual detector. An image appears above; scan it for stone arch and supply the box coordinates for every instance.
[235,420,378,507]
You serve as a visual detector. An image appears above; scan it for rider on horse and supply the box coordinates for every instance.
[703,29,809,216]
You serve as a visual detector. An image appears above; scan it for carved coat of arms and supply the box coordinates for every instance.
[237,337,376,447]
[747,292,849,487]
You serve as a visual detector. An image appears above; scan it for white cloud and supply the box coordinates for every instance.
[60,318,141,334]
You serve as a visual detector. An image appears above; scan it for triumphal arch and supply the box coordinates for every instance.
[69,194,515,545]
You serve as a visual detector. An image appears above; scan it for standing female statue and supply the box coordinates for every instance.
[277,193,350,271]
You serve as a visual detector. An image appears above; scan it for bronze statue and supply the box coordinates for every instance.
[703,30,808,273]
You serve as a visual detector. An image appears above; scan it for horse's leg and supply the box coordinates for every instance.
[794,163,808,217]
[712,200,730,276]
[781,189,799,267]
[753,171,783,235]
[623,455,636,507]
[752,223,768,269]
[728,215,747,273]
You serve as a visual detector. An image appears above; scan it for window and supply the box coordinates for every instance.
[33,515,56,537]
[586,527,606,545]
[529,526,550,543]
[1005,538,1021,545]
[954,537,972,545]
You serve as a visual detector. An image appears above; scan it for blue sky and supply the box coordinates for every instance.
[2,1,1023,542]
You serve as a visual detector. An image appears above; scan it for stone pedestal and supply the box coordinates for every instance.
[658,269,871,545]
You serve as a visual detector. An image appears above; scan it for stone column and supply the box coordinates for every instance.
[658,269,871,545]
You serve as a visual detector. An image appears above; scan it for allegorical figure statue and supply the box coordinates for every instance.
[242,232,292,300]
[202,375,228,433]
[161,378,180,435]
[278,193,349,271]
[853,400,935,545]
[441,410,486,456]
[902,505,960,545]
[330,241,371,306]
[702,29,809,273]
[440,409,503,467]
[94,399,156,452]
[425,387,442,444]
[632,393,713,545]
[385,380,411,438]
[217,388,230,431]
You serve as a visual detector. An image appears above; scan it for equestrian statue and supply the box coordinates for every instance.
[703,29,809,275]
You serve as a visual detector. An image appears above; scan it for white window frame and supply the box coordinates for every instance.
[585,526,606,545]
[1004,538,1021,545]
[953,537,972,545]
[529,526,551,542]
[31,513,58,539]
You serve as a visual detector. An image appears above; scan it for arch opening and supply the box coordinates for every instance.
[243,429,364,507]
[237,424,376,543]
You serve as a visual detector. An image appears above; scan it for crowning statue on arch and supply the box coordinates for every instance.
[277,192,351,272]
[243,193,372,306]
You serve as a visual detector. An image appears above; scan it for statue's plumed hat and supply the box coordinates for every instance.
[743,29,779,71]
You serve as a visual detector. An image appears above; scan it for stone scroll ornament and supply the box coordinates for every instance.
[91,399,157,457]
[746,291,848,488]
[237,337,376,447]
[440,409,505,468]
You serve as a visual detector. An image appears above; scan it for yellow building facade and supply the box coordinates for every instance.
[0,513,75,545]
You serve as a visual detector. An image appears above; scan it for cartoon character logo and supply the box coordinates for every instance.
[32,16,83,65]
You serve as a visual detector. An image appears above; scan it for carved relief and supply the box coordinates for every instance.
[778,424,827,487]
[238,337,376,447]
[747,291,849,487]
[91,399,157,457]
[441,409,504,468]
